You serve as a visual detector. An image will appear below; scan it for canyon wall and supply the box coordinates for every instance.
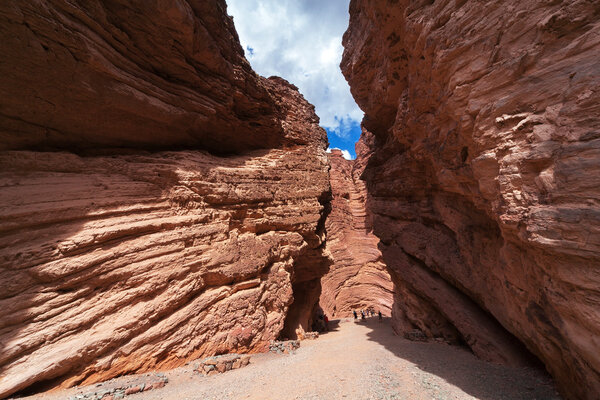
[0,0,294,153]
[342,0,600,399]
[0,1,330,398]
[319,149,393,318]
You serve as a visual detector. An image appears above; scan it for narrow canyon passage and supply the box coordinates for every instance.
[1,0,599,399]
[26,318,561,400]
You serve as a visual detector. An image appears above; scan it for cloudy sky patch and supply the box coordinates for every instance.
[326,147,353,160]
[226,0,363,158]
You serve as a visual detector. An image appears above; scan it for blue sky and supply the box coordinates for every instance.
[226,0,363,159]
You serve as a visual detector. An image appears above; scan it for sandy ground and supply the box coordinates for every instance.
[24,318,562,400]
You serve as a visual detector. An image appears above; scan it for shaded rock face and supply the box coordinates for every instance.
[0,1,330,398]
[0,0,298,153]
[342,0,600,399]
[319,149,393,318]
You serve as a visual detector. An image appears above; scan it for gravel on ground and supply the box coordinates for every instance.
[23,318,562,400]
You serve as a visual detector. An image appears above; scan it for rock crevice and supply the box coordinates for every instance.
[319,148,393,318]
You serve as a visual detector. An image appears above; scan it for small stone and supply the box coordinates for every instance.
[124,386,140,395]
[152,380,166,389]
[232,359,241,369]
[203,364,215,373]
[216,361,227,373]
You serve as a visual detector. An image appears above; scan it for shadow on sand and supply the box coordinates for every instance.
[320,319,341,335]
[356,317,562,400]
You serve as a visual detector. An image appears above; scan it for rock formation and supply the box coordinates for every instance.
[0,1,330,398]
[319,149,393,318]
[342,0,600,399]
[0,0,300,153]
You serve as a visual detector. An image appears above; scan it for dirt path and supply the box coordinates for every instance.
[27,318,562,400]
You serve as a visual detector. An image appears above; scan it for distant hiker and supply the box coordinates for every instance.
[378,311,382,322]
[353,310,358,320]
[361,310,365,319]
[324,315,329,331]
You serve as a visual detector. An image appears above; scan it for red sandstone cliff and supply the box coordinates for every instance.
[319,149,393,318]
[0,1,330,398]
[0,0,311,153]
[342,1,600,399]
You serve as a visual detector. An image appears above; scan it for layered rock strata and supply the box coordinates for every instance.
[342,1,600,399]
[319,149,393,318]
[0,1,330,398]
[0,0,292,153]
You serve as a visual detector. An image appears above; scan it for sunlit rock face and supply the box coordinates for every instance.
[342,0,600,399]
[319,149,393,318]
[0,1,330,398]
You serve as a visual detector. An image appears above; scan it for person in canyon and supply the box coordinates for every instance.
[353,310,358,320]
[378,311,382,322]
[361,310,365,319]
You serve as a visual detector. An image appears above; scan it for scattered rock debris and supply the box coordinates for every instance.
[193,353,251,375]
[269,340,300,354]
[404,329,428,342]
[67,373,168,400]
[300,331,319,340]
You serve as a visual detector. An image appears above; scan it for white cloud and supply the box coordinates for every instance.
[326,147,354,160]
[340,149,353,160]
[226,0,363,138]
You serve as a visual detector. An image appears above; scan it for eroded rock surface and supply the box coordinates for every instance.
[342,1,600,399]
[319,149,393,318]
[0,1,330,398]
[0,0,294,153]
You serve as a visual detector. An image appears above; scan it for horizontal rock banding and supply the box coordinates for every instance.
[0,0,331,398]
[0,144,329,397]
[320,148,393,318]
[0,0,290,153]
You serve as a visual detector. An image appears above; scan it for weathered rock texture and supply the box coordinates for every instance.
[319,149,393,318]
[0,0,299,153]
[342,1,600,399]
[0,1,330,398]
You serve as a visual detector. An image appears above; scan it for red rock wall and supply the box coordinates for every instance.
[342,1,600,399]
[319,148,393,318]
[0,0,297,153]
[0,1,330,398]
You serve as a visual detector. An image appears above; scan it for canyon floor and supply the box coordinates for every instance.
[24,318,562,400]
